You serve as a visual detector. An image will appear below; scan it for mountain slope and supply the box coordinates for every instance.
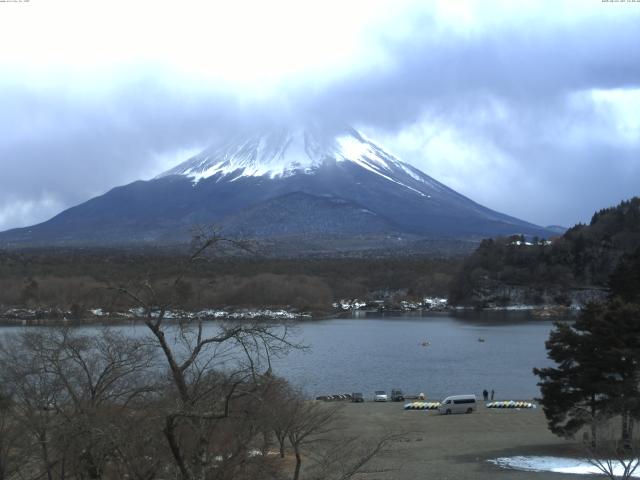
[218,191,398,237]
[0,126,553,250]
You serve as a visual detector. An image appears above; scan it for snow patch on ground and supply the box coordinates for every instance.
[332,297,447,312]
[489,456,640,477]
[125,307,309,320]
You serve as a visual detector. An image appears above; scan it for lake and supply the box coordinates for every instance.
[0,310,562,402]
[274,311,559,401]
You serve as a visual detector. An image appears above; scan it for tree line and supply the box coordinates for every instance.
[0,247,459,315]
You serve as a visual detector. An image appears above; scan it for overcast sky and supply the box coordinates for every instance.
[1,0,639,231]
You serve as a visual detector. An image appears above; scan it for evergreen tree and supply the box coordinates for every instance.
[534,301,640,446]
[534,308,610,445]
[595,300,640,448]
[609,247,640,303]
[449,197,640,306]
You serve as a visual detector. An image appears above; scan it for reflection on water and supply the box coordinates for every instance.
[0,311,564,401]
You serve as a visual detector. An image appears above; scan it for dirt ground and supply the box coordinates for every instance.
[326,401,601,480]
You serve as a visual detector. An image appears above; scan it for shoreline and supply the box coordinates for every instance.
[0,303,578,326]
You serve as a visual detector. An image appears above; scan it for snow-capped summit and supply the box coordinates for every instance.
[0,124,555,251]
[157,126,437,198]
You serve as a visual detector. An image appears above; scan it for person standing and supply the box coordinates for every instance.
[482,389,488,401]
[490,389,495,400]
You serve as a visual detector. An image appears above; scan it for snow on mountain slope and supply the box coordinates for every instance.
[0,124,554,249]
[158,126,439,198]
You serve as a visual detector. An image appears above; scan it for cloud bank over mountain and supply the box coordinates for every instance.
[1,0,638,231]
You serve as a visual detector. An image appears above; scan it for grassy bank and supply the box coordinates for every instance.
[326,402,585,479]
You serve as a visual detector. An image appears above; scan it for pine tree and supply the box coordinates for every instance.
[594,299,640,448]
[534,309,609,445]
[534,301,640,447]
[609,247,640,304]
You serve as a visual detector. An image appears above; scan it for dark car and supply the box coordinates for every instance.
[351,392,364,403]
[391,389,405,401]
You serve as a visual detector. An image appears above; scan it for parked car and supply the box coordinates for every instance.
[391,389,405,401]
[438,394,477,415]
[374,390,388,402]
[351,392,364,403]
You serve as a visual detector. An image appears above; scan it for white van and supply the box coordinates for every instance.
[438,394,477,415]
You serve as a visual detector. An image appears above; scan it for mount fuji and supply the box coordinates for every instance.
[0,125,552,252]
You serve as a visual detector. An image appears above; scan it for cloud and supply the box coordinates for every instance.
[0,78,249,230]
[0,1,639,230]
[319,12,640,226]
[362,87,640,226]
[0,195,65,234]
[298,12,640,125]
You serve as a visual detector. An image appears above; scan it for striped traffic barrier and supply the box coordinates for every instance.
[403,402,441,410]
[486,401,536,409]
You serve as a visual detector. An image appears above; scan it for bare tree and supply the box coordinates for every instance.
[0,331,67,480]
[0,387,23,480]
[584,417,640,480]
[260,378,297,458]
[268,388,402,480]
[285,398,341,480]
[113,229,299,480]
[305,432,402,480]
[0,327,158,480]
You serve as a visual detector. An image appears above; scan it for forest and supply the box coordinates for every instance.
[0,247,460,316]
[449,198,640,307]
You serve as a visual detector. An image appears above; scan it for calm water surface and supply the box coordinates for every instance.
[273,311,559,400]
[0,311,562,401]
